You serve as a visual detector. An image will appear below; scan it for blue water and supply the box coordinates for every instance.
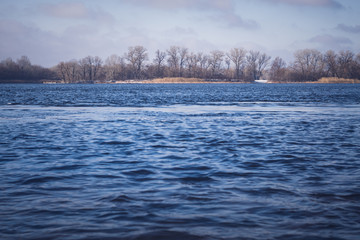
[0,84,360,240]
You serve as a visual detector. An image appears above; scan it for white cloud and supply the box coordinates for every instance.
[0,20,63,66]
[216,12,260,30]
[39,1,116,25]
[164,26,197,36]
[260,0,343,8]
[40,2,89,19]
[122,0,234,11]
[309,34,352,50]
[336,24,360,34]
[120,0,259,30]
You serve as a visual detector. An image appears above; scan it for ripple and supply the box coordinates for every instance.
[1,84,360,240]
[180,175,215,183]
[21,176,63,185]
[132,230,206,240]
[100,140,134,145]
[123,169,156,176]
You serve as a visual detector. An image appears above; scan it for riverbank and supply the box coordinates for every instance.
[313,77,360,84]
[269,77,360,84]
[97,77,360,84]
[116,77,248,84]
[39,77,360,84]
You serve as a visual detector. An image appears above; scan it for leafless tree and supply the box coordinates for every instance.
[185,52,198,78]
[92,56,102,81]
[198,53,210,78]
[78,56,103,82]
[126,46,148,79]
[104,54,125,81]
[153,50,166,78]
[209,50,224,79]
[269,57,287,82]
[246,50,260,81]
[225,57,231,79]
[227,48,247,79]
[17,56,31,71]
[355,53,360,79]
[292,49,324,81]
[57,62,69,83]
[324,50,338,77]
[179,47,188,77]
[167,46,180,77]
[257,53,271,80]
[337,50,354,79]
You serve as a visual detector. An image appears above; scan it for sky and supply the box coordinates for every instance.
[0,0,359,67]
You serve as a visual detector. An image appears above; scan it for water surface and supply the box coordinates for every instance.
[0,84,359,240]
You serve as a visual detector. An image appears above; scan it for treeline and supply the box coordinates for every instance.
[1,47,360,83]
[270,49,360,82]
[0,56,56,83]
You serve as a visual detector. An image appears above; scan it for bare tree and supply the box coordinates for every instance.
[104,54,125,81]
[209,50,224,79]
[153,50,166,78]
[92,56,103,81]
[17,56,31,71]
[185,52,198,78]
[225,57,231,79]
[246,50,260,81]
[167,46,180,77]
[78,57,88,82]
[227,48,247,79]
[186,52,211,78]
[198,53,210,78]
[179,47,188,77]
[56,61,78,83]
[292,49,324,81]
[78,56,103,82]
[337,50,354,79]
[84,56,94,81]
[324,50,338,77]
[257,53,271,80]
[355,53,360,79]
[126,46,148,79]
[269,57,287,82]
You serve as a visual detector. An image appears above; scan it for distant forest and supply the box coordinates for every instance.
[1,46,360,83]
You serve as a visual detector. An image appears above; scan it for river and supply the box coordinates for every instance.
[0,84,359,239]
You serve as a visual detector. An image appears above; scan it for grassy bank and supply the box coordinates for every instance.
[140,77,242,84]
[269,77,360,84]
[314,77,360,84]
[142,77,207,83]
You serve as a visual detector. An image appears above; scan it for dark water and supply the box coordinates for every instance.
[0,84,359,240]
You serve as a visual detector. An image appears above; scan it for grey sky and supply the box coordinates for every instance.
[0,0,359,67]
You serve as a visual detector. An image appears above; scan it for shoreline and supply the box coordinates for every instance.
[10,77,360,84]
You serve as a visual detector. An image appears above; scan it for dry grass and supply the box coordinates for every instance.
[315,77,360,84]
[143,78,250,83]
[142,77,208,83]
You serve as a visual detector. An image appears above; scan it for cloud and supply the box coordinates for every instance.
[260,0,343,8]
[120,0,259,30]
[123,0,234,11]
[164,26,197,36]
[40,2,89,19]
[39,1,115,25]
[0,19,121,67]
[0,20,63,66]
[219,12,259,29]
[336,24,360,34]
[309,34,352,49]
